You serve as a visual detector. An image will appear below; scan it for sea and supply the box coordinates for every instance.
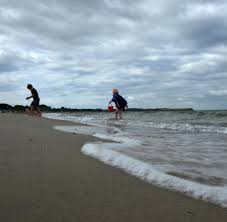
[44,110,227,208]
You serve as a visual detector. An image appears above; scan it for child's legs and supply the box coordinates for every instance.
[25,108,29,114]
[37,107,42,116]
[33,106,42,116]
[27,106,35,115]
[118,109,123,119]
[115,110,119,119]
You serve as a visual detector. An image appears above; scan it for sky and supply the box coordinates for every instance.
[0,0,227,109]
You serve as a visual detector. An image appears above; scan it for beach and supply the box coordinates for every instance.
[0,113,226,222]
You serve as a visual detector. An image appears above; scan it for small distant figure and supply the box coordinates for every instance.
[26,84,42,117]
[109,88,128,120]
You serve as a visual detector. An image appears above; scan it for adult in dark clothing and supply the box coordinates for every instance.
[26,84,42,116]
[109,88,128,120]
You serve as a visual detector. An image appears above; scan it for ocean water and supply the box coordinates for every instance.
[44,110,227,207]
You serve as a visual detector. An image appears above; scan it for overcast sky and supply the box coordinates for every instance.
[0,0,227,109]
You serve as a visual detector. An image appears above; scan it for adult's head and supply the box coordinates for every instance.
[27,84,33,90]
[112,88,119,94]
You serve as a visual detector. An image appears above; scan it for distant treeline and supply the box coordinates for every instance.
[0,103,105,112]
[0,103,194,113]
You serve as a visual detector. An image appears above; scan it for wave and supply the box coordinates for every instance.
[130,121,227,134]
[196,111,227,118]
[52,123,227,208]
[43,113,97,123]
[152,122,227,134]
[82,142,227,208]
[44,113,227,134]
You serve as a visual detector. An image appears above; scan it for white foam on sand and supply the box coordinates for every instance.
[82,142,227,208]
[53,124,227,208]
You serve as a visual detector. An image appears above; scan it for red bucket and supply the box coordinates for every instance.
[108,105,114,112]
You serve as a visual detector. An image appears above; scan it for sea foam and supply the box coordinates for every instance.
[53,124,227,208]
[82,142,227,208]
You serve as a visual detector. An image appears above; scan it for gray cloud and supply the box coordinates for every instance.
[0,0,227,109]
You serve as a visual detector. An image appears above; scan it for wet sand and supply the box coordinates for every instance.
[0,113,226,222]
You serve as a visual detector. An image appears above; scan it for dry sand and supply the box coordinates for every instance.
[0,113,226,222]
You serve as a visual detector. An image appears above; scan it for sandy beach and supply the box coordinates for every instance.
[0,113,226,222]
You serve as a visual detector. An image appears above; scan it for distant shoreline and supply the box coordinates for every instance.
[0,103,194,112]
[1,103,227,113]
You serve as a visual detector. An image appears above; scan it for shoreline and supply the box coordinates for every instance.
[45,113,227,209]
[0,113,226,221]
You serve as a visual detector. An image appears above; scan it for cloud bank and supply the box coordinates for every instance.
[0,0,227,109]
